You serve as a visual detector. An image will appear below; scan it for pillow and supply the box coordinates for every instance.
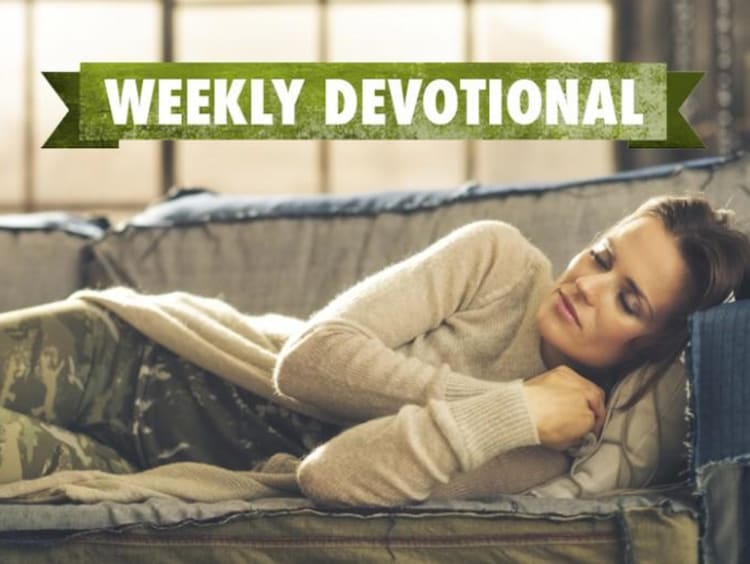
[528,358,688,497]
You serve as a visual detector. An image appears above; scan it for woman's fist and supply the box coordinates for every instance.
[522,366,606,451]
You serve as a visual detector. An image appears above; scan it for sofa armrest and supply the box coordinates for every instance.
[688,300,750,564]
[0,212,106,312]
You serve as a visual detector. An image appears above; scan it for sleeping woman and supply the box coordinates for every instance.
[0,194,747,507]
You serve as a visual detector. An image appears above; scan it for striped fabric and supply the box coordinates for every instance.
[689,300,750,467]
[688,300,750,564]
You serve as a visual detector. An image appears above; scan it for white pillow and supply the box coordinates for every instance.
[529,359,688,498]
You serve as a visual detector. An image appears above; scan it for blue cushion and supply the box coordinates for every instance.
[689,300,750,467]
[688,300,750,564]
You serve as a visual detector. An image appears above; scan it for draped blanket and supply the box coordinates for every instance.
[0,452,303,504]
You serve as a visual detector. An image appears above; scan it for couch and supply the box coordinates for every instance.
[0,151,748,563]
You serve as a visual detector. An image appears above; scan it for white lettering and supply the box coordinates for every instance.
[459,79,486,125]
[325,79,357,125]
[105,78,154,125]
[583,79,617,125]
[273,79,304,125]
[362,79,386,125]
[489,79,503,125]
[545,79,578,125]
[213,79,247,125]
[388,78,422,125]
[423,79,458,125]
[250,79,272,125]
[507,79,542,125]
[620,79,644,125]
[186,79,211,125]
[158,79,182,125]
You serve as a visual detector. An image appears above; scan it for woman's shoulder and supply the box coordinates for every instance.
[442,220,553,309]
[451,219,550,268]
[451,219,533,243]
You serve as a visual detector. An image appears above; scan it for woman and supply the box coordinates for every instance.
[0,194,747,507]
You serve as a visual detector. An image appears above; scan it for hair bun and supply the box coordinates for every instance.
[715,208,736,226]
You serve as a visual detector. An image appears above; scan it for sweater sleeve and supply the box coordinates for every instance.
[273,220,545,422]
[296,381,543,508]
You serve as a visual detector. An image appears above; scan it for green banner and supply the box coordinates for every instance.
[42,62,703,149]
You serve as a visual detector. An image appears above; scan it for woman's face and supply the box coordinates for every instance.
[535,216,690,370]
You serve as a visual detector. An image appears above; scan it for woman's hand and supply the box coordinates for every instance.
[522,366,606,451]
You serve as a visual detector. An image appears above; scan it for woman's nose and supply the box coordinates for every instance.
[574,273,607,305]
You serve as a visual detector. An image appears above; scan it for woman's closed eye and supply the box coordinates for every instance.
[589,247,641,317]
[619,292,641,316]
[589,248,609,269]
[589,242,616,271]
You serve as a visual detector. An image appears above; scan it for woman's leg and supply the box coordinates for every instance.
[0,296,345,476]
[0,299,148,475]
[0,406,137,483]
[134,339,346,470]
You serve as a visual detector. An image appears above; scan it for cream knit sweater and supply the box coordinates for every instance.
[274,220,571,506]
[0,220,570,507]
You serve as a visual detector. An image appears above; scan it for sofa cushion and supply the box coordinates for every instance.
[0,212,106,313]
[0,492,698,563]
[688,300,750,564]
[84,152,750,318]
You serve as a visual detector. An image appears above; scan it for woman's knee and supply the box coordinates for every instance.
[0,299,125,425]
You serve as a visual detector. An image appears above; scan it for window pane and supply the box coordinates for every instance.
[178,141,320,194]
[330,140,466,193]
[329,1,466,193]
[473,1,611,63]
[476,140,614,185]
[33,1,161,206]
[0,2,25,207]
[175,2,320,194]
[329,1,464,62]
[176,2,318,62]
[473,1,615,183]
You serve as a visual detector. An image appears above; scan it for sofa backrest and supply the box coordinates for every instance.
[0,213,107,313]
[84,152,750,318]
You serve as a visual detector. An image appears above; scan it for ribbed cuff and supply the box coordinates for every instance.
[443,371,505,400]
[432,379,540,471]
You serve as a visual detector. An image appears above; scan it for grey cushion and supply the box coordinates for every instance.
[0,213,106,312]
[85,152,750,318]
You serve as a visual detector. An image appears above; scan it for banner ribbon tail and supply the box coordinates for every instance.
[629,71,704,149]
[42,72,118,149]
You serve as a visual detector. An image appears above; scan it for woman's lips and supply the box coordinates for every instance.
[556,289,581,328]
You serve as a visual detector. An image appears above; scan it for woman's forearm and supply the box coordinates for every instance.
[274,319,509,422]
[295,380,542,508]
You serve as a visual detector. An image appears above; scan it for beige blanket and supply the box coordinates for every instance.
[0,452,302,504]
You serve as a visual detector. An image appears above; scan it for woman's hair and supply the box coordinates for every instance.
[605,194,750,408]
